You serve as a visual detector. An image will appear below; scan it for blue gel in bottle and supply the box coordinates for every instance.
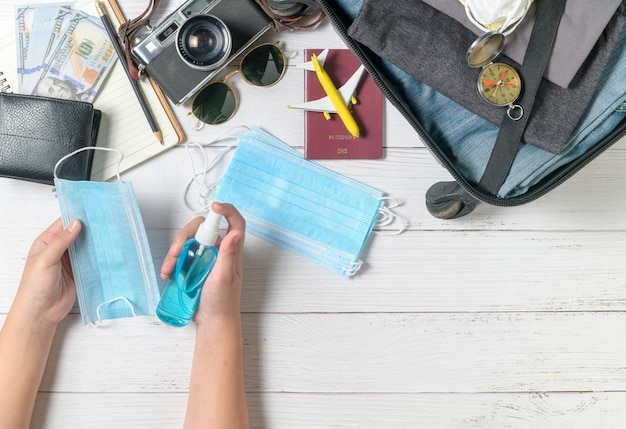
[156,211,222,327]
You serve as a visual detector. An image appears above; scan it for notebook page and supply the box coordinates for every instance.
[77,0,184,181]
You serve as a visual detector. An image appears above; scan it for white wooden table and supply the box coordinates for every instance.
[2,1,626,428]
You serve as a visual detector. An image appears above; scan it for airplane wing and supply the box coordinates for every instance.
[289,63,366,113]
[337,64,366,105]
[297,48,329,71]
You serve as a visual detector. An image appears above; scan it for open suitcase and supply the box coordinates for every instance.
[314,0,626,219]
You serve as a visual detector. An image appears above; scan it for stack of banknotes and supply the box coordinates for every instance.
[14,3,116,102]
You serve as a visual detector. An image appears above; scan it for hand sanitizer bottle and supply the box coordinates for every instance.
[156,211,222,327]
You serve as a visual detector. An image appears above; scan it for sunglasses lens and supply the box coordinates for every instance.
[240,44,285,87]
[192,82,236,125]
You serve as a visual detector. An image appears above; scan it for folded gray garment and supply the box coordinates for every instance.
[421,0,623,89]
[348,0,625,154]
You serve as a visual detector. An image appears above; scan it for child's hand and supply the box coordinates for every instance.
[14,218,81,329]
[160,202,246,325]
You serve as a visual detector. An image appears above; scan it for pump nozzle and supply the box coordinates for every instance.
[194,209,222,247]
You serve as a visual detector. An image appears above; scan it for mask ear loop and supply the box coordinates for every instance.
[374,197,409,235]
[90,296,161,327]
[181,142,231,213]
[90,297,138,327]
[343,260,363,277]
[342,198,408,276]
[180,126,249,213]
[53,147,125,182]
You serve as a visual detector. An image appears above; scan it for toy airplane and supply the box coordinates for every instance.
[288,49,365,138]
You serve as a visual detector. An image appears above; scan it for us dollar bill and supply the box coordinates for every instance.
[32,9,116,102]
[15,3,73,94]
[14,5,34,86]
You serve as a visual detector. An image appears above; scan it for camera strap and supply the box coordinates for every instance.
[117,0,161,80]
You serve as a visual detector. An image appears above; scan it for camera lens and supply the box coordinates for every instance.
[177,15,232,70]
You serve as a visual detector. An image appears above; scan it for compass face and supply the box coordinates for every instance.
[477,62,521,106]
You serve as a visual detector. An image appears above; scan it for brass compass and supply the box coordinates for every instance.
[467,31,523,120]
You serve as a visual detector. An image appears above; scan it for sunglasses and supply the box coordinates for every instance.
[191,43,287,125]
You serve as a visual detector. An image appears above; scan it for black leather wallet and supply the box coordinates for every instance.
[0,92,101,185]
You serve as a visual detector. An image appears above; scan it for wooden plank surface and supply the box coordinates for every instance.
[30,392,626,429]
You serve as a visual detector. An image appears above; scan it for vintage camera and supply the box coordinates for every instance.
[131,0,273,105]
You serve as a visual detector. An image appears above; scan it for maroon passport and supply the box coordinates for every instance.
[303,49,383,160]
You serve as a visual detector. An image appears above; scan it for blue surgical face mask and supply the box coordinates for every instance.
[54,149,160,325]
[214,127,392,277]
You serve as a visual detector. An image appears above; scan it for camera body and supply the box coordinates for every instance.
[131,0,272,105]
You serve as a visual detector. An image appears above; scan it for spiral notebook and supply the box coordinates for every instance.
[1,0,185,182]
[0,24,18,95]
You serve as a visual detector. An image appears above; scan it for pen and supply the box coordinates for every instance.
[311,53,360,138]
[94,0,163,144]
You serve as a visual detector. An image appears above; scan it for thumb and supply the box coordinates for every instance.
[42,219,82,265]
[213,229,245,276]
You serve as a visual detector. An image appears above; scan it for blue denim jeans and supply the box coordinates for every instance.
[334,0,626,198]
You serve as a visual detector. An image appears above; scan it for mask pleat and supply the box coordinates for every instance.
[119,183,162,315]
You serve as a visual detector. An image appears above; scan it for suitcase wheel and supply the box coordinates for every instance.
[425,181,479,219]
